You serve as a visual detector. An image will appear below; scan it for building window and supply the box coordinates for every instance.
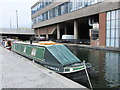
[49,10,52,18]
[61,4,65,15]
[106,9,120,48]
[68,2,72,12]
[42,14,44,21]
[52,8,55,18]
[32,0,106,24]
[32,18,37,25]
[48,11,50,19]
[38,15,42,22]
[31,0,54,15]
[44,12,48,21]
[107,12,111,20]
[58,5,61,16]
[55,7,59,17]
[64,2,68,14]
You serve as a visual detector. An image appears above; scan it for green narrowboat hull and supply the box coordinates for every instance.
[12,42,92,74]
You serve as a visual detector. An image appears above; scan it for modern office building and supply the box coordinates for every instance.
[31,0,120,48]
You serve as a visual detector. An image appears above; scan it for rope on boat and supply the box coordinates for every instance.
[83,60,93,90]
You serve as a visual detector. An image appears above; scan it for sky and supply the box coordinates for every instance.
[0,0,119,29]
[0,0,38,29]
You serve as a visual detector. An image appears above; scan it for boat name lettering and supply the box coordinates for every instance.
[44,65,59,71]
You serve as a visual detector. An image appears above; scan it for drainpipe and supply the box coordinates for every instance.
[88,17,93,27]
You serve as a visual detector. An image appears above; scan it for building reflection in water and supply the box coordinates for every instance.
[67,46,120,88]
[105,52,120,87]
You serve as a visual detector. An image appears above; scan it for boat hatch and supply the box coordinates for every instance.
[46,44,81,66]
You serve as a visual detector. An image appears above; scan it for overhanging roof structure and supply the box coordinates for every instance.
[0,28,34,35]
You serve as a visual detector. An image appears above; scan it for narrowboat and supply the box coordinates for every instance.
[12,41,96,81]
[1,39,14,50]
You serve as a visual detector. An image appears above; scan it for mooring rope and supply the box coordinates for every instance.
[83,60,93,90]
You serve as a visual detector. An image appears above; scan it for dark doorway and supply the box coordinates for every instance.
[78,18,90,40]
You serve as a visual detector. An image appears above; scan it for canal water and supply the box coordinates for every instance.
[67,46,120,89]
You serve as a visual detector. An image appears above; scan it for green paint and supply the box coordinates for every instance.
[73,66,84,71]
[15,44,20,51]
[36,47,45,60]
[12,43,15,50]
[26,46,32,56]
[12,43,45,61]
[20,45,25,53]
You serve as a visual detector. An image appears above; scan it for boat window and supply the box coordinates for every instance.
[23,47,26,53]
[18,45,21,51]
[15,44,17,50]
[36,47,45,60]
[31,48,36,56]
[14,45,15,49]
[13,44,15,49]
[16,44,20,51]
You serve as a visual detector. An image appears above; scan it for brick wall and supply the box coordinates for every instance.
[91,40,99,47]
[99,12,106,46]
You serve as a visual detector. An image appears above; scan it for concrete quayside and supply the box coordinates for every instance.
[0,46,89,89]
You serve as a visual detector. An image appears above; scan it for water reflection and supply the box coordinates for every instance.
[67,46,120,88]
[105,53,120,87]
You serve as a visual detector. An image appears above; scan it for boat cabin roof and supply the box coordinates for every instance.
[13,41,61,47]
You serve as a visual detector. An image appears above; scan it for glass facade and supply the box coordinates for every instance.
[31,0,55,15]
[32,0,105,24]
[106,9,120,48]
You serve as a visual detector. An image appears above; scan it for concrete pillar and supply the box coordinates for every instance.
[34,30,37,37]
[64,24,67,34]
[57,24,60,40]
[38,29,40,37]
[74,20,78,39]
[46,28,49,40]
[46,34,49,40]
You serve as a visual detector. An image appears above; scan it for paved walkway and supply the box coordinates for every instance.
[0,46,2,89]
[0,46,88,89]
